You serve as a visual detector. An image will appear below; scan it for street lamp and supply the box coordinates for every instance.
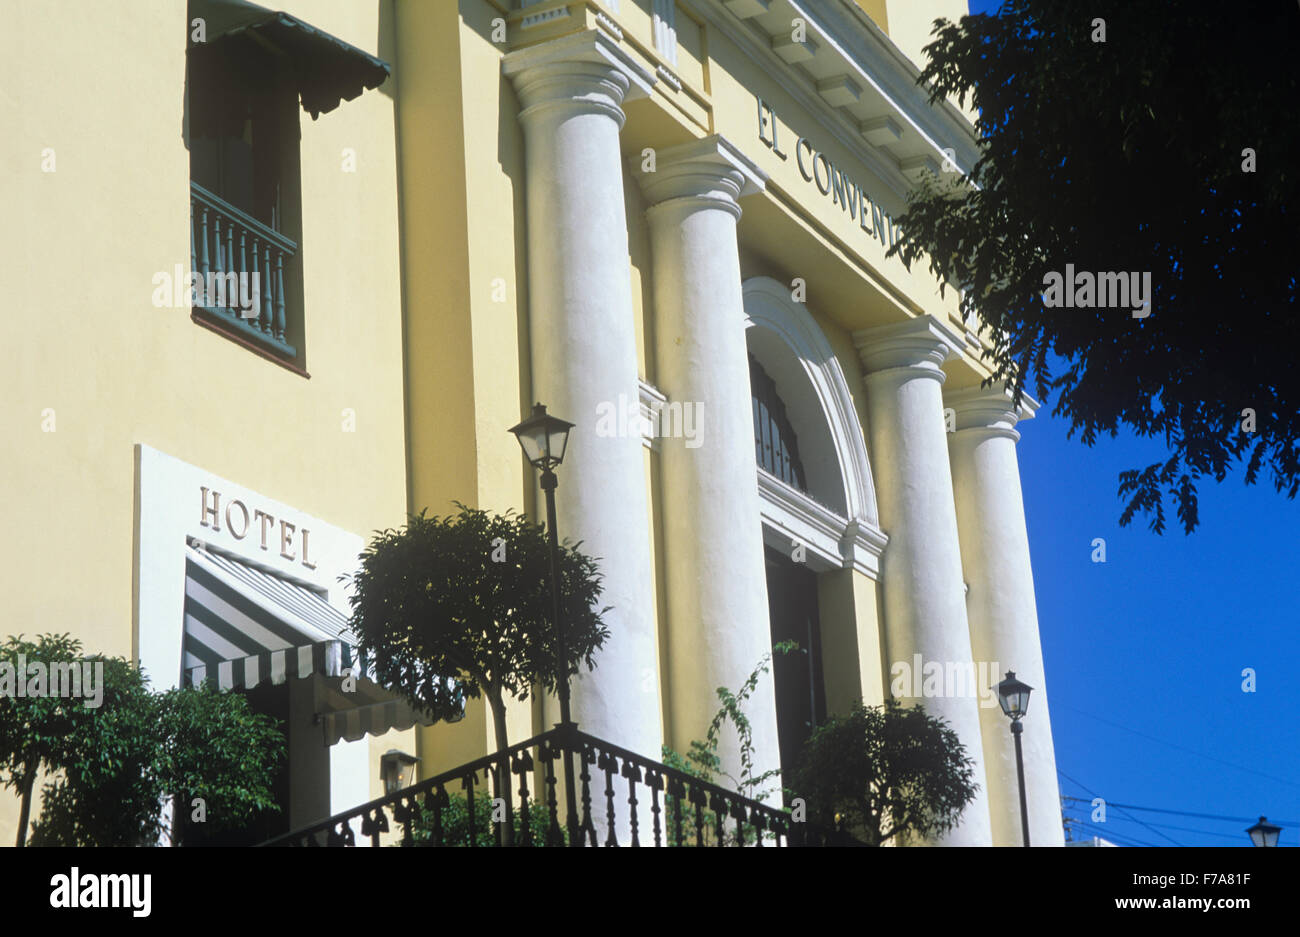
[509,402,578,844]
[995,670,1034,847]
[1246,816,1281,847]
[379,749,418,795]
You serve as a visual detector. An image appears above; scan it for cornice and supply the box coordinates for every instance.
[689,0,980,202]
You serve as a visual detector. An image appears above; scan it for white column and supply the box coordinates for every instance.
[637,136,781,793]
[503,33,663,762]
[946,385,1064,846]
[853,318,993,846]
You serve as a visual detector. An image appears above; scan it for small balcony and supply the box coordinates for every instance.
[259,724,858,847]
[189,181,297,359]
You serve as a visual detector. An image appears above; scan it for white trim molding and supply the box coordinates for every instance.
[638,379,668,450]
[758,468,886,578]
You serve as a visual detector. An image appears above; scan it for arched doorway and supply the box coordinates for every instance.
[743,276,887,784]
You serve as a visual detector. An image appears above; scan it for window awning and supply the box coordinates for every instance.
[182,540,446,744]
[188,0,391,119]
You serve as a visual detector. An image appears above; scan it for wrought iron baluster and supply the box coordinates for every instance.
[421,788,438,846]
[668,775,685,847]
[599,750,618,846]
[224,215,234,293]
[621,759,642,847]
[261,243,273,333]
[514,750,535,847]
[249,237,262,327]
[647,769,663,848]
[732,801,748,847]
[539,742,563,846]
[464,772,477,847]
[197,206,210,293]
[690,783,707,847]
[399,796,416,846]
[711,793,726,847]
[211,212,224,312]
[579,746,596,847]
[274,249,286,339]
[360,807,388,847]
[485,763,504,848]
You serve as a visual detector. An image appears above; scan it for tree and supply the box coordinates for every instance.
[28,679,284,847]
[151,681,285,845]
[26,653,165,847]
[0,632,284,847]
[0,634,108,846]
[788,699,978,846]
[345,506,610,842]
[891,0,1299,533]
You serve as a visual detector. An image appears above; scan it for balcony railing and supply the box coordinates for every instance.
[260,723,859,847]
[189,181,297,358]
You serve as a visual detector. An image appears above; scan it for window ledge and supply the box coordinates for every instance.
[191,310,310,378]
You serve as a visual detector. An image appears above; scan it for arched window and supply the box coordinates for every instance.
[750,355,807,492]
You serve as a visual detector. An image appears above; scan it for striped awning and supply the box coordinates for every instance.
[182,540,441,744]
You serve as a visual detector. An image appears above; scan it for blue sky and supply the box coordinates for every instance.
[958,0,1299,847]
[1018,394,1299,846]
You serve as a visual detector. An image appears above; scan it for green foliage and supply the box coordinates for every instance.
[151,681,285,842]
[890,0,1300,533]
[788,699,978,846]
[345,505,610,751]
[0,633,283,846]
[0,635,151,846]
[28,653,166,847]
[406,790,561,846]
[662,642,796,844]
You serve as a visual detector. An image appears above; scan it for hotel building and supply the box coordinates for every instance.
[0,0,1063,846]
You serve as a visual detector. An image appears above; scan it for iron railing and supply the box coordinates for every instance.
[189,181,297,358]
[260,723,858,847]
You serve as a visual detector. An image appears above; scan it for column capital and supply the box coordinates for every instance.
[853,315,965,383]
[503,30,655,127]
[637,134,768,220]
[944,384,1039,441]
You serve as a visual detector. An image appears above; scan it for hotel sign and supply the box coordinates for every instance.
[755,95,901,256]
[198,486,317,570]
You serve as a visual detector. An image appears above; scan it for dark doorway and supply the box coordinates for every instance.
[765,546,827,789]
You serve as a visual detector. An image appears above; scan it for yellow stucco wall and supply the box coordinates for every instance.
[0,0,411,839]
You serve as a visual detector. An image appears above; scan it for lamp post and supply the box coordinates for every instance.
[1246,816,1281,847]
[995,670,1034,847]
[509,402,579,844]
